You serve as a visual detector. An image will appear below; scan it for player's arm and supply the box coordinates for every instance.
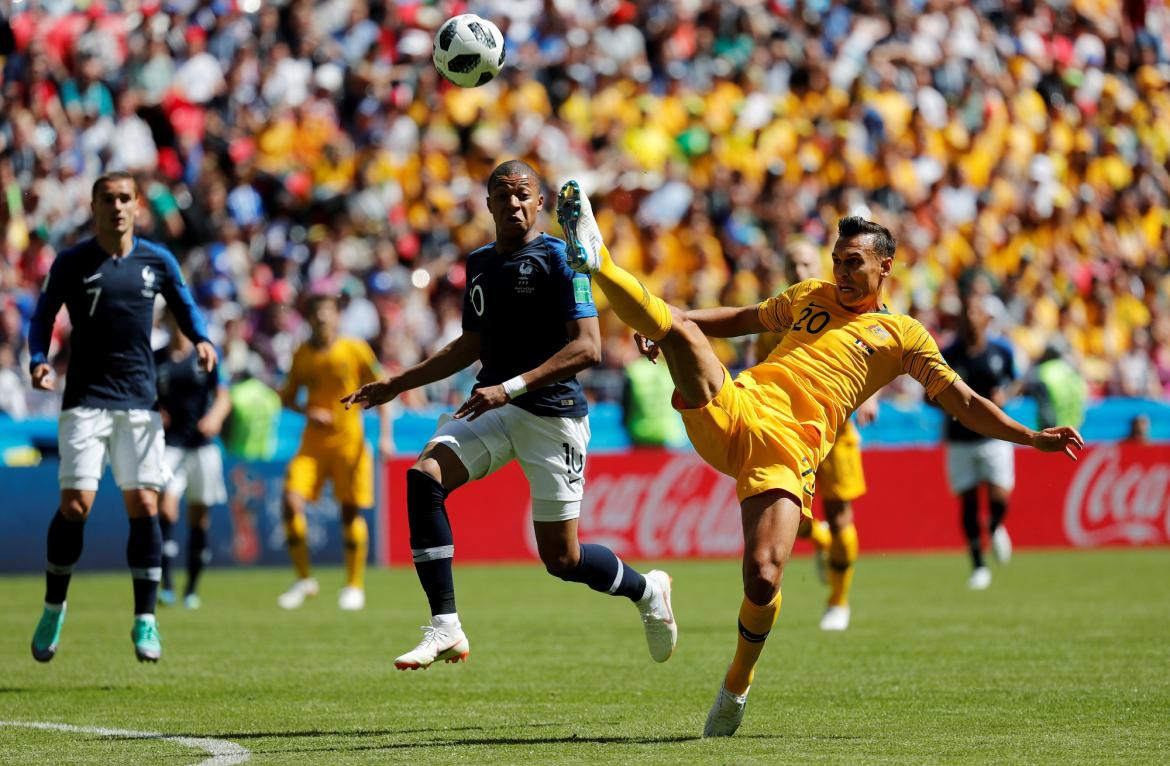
[683,305,769,338]
[159,252,217,372]
[455,316,600,421]
[341,332,482,410]
[198,382,232,438]
[933,379,1084,460]
[28,259,68,391]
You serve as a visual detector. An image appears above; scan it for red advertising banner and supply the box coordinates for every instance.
[380,443,1170,565]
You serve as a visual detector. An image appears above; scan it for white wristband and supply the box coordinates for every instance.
[501,375,527,400]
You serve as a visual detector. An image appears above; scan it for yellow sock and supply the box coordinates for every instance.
[342,516,368,589]
[283,514,311,579]
[724,592,782,695]
[593,245,673,341]
[828,523,859,607]
[803,519,831,550]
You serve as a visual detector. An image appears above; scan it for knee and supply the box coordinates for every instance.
[410,459,443,485]
[60,496,91,521]
[128,489,158,516]
[743,551,784,603]
[539,548,580,579]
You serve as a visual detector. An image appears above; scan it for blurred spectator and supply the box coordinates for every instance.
[1026,343,1089,431]
[621,353,685,448]
[0,344,27,418]
[1,0,1168,421]
[1125,413,1151,444]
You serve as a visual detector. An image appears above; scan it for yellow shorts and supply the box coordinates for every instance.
[286,444,374,508]
[677,368,820,516]
[817,419,866,502]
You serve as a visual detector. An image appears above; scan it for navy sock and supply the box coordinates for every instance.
[185,526,209,597]
[961,493,984,569]
[559,543,647,602]
[159,514,177,591]
[989,498,1008,533]
[406,469,456,616]
[127,516,162,615]
[45,509,85,605]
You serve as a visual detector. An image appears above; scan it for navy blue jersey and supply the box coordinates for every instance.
[462,234,598,418]
[155,347,226,448]
[29,237,210,411]
[941,338,1017,442]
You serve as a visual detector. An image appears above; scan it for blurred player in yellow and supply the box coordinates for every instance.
[757,239,875,632]
[557,181,1085,738]
[277,294,381,611]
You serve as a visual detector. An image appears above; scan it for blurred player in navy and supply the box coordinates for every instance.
[156,310,230,610]
[27,171,216,663]
[343,160,676,670]
[941,296,1018,590]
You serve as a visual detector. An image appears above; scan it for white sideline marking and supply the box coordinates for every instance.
[0,720,250,765]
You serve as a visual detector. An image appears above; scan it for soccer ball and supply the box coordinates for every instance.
[432,14,506,88]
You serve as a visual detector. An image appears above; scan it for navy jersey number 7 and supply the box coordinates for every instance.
[28,237,211,411]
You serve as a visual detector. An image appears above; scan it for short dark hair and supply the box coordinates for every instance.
[837,216,896,260]
[487,160,540,192]
[92,171,137,200]
[305,292,338,311]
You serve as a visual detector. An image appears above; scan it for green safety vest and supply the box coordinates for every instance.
[224,379,281,460]
[1035,358,1087,429]
[624,357,686,447]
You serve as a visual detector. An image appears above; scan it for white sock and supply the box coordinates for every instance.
[135,613,157,624]
[431,612,460,630]
[44,601,65,613]
[637,579,655,607]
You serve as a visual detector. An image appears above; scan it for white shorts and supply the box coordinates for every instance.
[163,444,228,506]
[58,407,169,491]
[945,439,1015,494]
[427,405,589,522]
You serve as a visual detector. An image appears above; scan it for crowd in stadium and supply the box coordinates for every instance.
[1,0,1168,419]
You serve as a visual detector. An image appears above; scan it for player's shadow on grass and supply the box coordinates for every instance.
[0,685,130,694]
[259,733,728,754]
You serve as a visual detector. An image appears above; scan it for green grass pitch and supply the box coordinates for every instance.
[1,549,1168,764]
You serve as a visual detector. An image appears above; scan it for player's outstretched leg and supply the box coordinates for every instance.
[556,180,673,342]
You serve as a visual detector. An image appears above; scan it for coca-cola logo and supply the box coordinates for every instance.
[524,453,744,559]
[1063,445,1170,547]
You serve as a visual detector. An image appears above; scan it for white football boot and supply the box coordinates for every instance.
[703,683,750,738]
[277,577,319,609]
[967,566,992,590]
[819,604,851,631]
[338,586,365,611]
[556,179,605,274]
[393,624,470,670]
[991,525,1012,565]
[637,570,678,662]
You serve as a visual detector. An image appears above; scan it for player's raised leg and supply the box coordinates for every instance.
[556,180,673,342]
[705,489,802,737]
[32,490,91,662]
[394,443,470,670]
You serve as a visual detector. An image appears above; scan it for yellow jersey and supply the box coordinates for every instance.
[285,337,380,453]
[749,279,958,453]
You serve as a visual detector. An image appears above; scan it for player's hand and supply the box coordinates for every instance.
[855,397,879,427]
[1031,426,1085,461]
[31,363,54,391]
[341,380,399,410]
[634,333,660,363]
[306,407,334,427]
[197,414,223,438]
[195,341,218,373]
[454,385,508,421]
